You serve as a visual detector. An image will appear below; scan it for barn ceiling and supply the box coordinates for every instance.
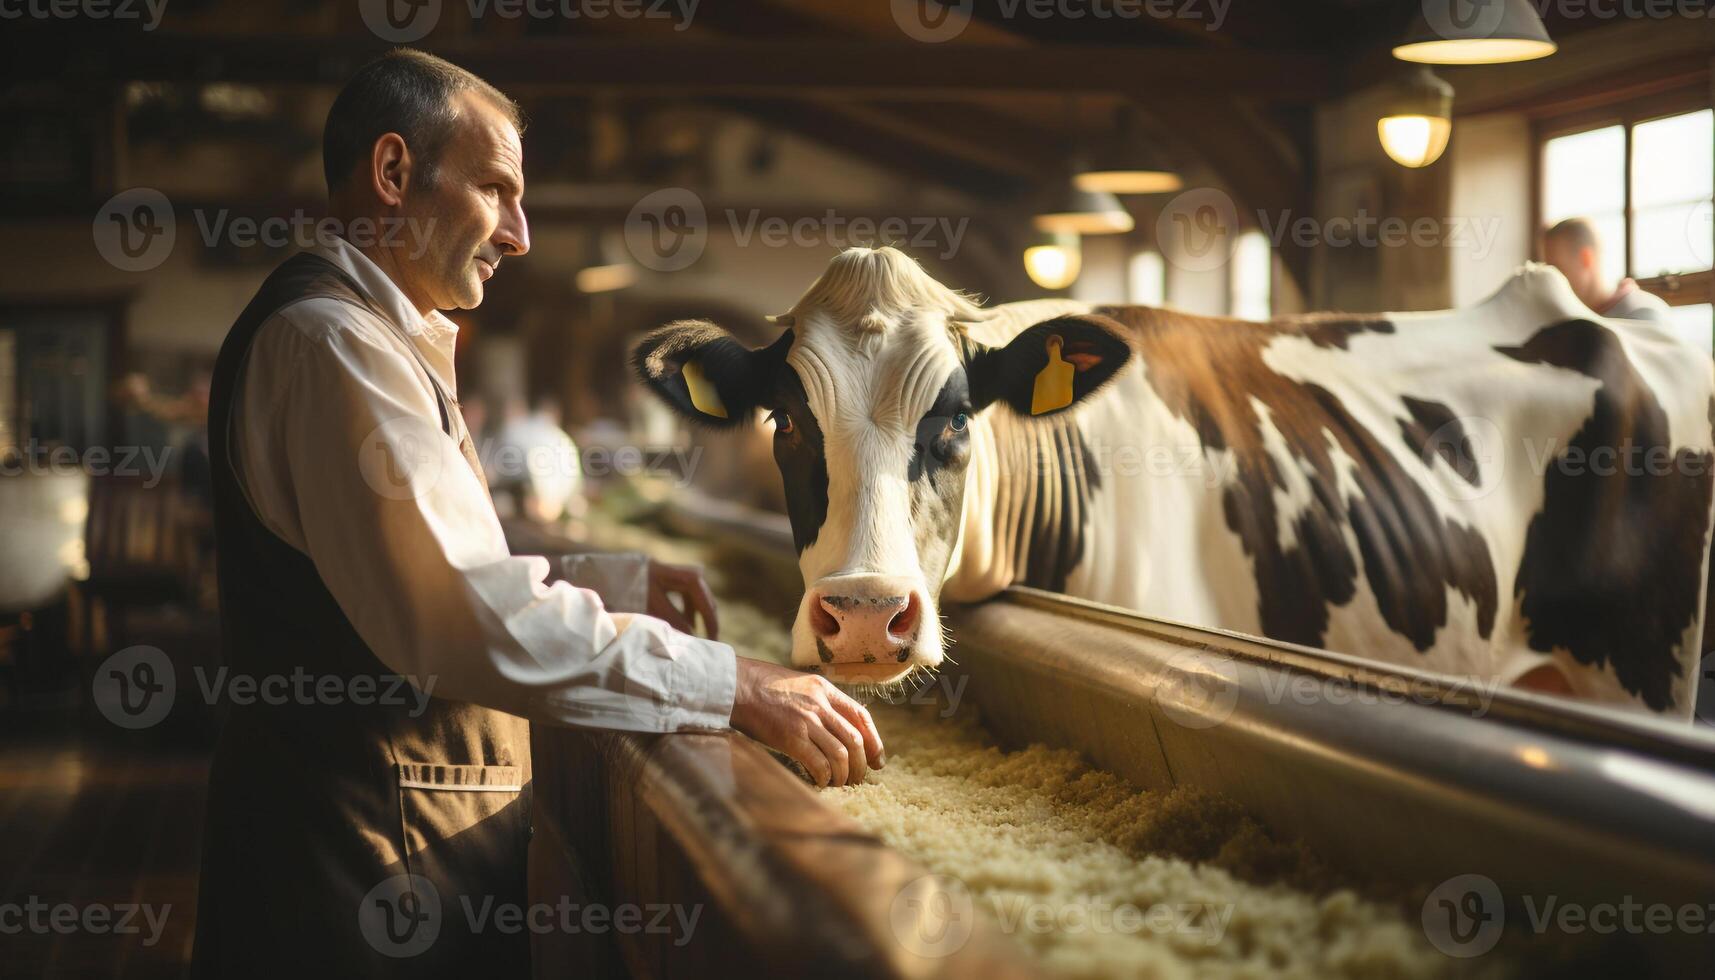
[1,0,1405,192]
[0,0,1629,292]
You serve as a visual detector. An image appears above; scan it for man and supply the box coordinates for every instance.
[193,49,881,975]
[1543,216,1672,322]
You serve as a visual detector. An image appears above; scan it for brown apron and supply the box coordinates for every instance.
[193,253,532,977]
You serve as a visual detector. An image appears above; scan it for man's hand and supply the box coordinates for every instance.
[730,658,885,787]
[647,560,719,640]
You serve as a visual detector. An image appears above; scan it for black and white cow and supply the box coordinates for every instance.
[635,247,1715,717]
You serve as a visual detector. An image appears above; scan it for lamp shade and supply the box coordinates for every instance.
[575,230,637,293]
[1378,68,1454,168]
[1074,106,1183,195]
[1074,169,1183,195]
[1023,231,1081,291]
[1393,0,1556,65]
[1033,185,1134,235]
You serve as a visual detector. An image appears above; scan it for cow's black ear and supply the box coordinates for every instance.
[967,314,1132,418]
[632,320,791,428]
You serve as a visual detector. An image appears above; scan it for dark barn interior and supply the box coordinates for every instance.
[2,1,1714,977]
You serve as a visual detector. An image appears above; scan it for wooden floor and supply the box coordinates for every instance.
[1,709,209,979]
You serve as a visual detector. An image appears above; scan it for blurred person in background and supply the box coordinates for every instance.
[112,367,213,499]
[1544,216,1670,322]
[492,393,584,522]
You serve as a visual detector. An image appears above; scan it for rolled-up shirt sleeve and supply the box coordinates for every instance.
[238,309,736,733]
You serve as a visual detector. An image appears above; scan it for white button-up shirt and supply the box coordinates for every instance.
[229,237,736,731]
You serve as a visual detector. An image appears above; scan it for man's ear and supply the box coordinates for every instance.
[631,320,791,428]
[967,314,1132,418]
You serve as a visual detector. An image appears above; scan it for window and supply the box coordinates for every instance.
[1536,96,1712,348]
[1631,110,1712,279]
[1128,250,1165,306]
[0,308,116,456]
[1230,230,1271,321]
[1542,125,1626,287]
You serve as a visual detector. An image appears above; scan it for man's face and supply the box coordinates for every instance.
[401,90,530,311]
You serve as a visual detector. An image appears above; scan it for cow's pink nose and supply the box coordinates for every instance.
[809,586,921,665]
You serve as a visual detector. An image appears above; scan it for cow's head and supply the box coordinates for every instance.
[633,248,1129,686]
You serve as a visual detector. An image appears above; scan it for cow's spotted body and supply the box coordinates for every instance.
[637,248,1715,717]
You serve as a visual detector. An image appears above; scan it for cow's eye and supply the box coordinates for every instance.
[948,412,969,432]
[768,410,794,435]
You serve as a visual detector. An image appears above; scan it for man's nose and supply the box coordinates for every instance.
[496,201,529,258]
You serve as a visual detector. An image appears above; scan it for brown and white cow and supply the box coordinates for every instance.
[634,247,1715,717]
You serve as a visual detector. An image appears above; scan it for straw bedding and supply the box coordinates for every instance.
[825,698,1499,979]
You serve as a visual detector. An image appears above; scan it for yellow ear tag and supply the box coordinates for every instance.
[1030,335,1075,415]
[681,360,728,419]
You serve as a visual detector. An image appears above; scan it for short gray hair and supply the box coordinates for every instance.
[322,48,523,193]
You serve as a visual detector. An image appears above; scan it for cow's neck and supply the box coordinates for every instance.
[942,408,1102,602]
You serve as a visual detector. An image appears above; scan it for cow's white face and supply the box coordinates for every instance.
[774,305,973,684]
[633,248,1130,687]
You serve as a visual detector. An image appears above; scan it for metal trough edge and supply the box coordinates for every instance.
[945,591,1715,973]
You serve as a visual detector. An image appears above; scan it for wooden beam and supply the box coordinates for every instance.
[3,32,1335,100]
[716,99,1024,200]
[1448,15,1715,116]
[808,100,1069,178]
[729,0,1320,294]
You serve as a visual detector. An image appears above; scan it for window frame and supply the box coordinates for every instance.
[1531,85,1712,310]
[0,295,132,455]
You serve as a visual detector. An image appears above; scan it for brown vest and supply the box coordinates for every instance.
[193,252,531,976]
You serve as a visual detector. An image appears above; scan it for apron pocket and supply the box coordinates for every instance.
[393,764,532,968]
[395,764,530,913]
